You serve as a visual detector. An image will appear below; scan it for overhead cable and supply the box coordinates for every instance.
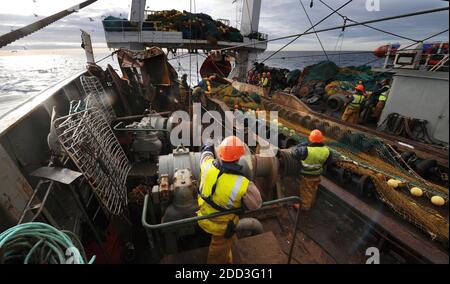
[215,6,449,53]
[299,0,330,60]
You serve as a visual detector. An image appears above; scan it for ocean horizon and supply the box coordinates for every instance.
[0,48,382,117]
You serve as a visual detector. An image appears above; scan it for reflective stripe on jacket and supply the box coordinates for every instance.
[349,94,365,109]
[379,86,390,102]
[301,146,331,176]
[197,159,250,236]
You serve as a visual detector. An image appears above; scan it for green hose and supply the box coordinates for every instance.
[0,222,95,264]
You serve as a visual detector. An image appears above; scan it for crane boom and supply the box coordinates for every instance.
[0,0,98,48]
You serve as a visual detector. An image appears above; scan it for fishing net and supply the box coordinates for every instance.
[205,81,448,240]
[335,66,391,90]
[208,82,261,110]
[302,61,339,82]
[143,10,243,42]
[254,97,448,241]
[297,60,392,91]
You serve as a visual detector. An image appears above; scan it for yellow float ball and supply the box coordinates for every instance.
[431,196,446,207]
[273,119,278,124]
[387,179,401,188]
[410,187,423,197]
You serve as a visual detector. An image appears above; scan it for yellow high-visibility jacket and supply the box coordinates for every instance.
[197,159,249,236]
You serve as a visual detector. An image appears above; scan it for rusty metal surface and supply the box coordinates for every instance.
[320,177,449,264]
[107,65,133,116]
[117,47,173,86]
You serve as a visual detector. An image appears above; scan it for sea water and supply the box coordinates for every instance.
[0,49,381,117]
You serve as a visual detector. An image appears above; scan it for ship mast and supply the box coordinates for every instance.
[230,0,264,80]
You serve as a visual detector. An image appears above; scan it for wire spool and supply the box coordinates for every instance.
[0,222,95,264]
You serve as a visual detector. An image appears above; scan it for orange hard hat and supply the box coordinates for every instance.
[309,130,325,143]
[218,136,246,162]
[355,84,365,92]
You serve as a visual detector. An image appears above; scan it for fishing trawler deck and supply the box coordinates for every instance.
[0,0,448,266]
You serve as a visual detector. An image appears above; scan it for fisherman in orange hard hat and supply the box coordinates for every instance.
[341,83,366,124]
[291,130,332,211]
[197,136,262,264]
[355,84,365,93]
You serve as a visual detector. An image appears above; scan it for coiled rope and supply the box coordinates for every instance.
[0,222,95,264]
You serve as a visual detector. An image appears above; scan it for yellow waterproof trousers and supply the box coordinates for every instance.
[341,106,360,124]
[299,175,322,211]
[207,235,238,264]
[373,101,385,119]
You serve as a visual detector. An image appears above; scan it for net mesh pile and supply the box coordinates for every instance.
[275,111,449,241]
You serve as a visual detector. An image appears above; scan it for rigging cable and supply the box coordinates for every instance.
[336,17,347,65]
[244,5,448,75]
[298,0,329,61]
[318,0,421,43]
[189,0,193,111]
[194,0,199,83]
[270,48,432,60]
[166,7,448,65]
[255,0,353,68]
[214,7,449,53]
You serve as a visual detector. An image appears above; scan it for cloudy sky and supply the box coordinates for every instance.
[0,0,448,51]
